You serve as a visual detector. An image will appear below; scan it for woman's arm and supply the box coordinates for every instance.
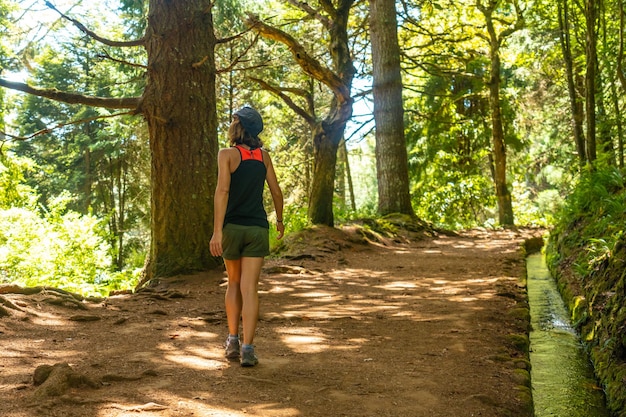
[210,149,232,256]
[264,150,284,240]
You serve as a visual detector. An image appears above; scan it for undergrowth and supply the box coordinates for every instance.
[546,166,626,415]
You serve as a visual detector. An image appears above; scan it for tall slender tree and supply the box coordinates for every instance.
[246,0,355,227]
[584,0,598,163]
[369,0,414,217]
[558,0,586,167]
[476,0,524,226]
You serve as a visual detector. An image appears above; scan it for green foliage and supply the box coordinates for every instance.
[0,152,140,297]
[548,166,626,278]
[0,196,113,296]
[413,165,497,229]
[0,149,37,209]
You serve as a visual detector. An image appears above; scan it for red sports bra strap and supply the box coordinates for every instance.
[236,145,263,162]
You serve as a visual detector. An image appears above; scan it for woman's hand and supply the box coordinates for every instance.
[276,221,285,240]
[210,232,223,257]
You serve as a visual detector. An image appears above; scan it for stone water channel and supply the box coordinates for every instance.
[526,253,609,416]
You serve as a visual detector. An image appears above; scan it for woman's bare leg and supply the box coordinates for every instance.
[224,259,242,336]
[239,257,264,345]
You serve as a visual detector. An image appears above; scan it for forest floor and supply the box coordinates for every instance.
[0,225,544,417]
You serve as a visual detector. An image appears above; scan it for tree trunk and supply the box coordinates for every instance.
[482,4,514,226]
[598,5,615,162]
[246,4,355,228]
[558,0,586,168]
[340,139,357,212]
[609,77,624,168]
[142,0,219,278]
[585,0,598,163]
[369,0,415,217]
[308,126,340,226]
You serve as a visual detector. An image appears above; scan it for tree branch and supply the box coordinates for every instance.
[1,111,136,142]
[216,32,261,73]
[217,26,256,44]
[0,79,141,110]
[249,77,316,125]
[45,1,145,47]
[285,0,331,30]
[98,50,147,69]
[245,15,350,104]
[318,0,337,16]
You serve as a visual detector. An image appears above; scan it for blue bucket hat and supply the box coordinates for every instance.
[234,106,264,137]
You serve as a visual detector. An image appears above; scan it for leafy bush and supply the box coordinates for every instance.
[547,166,626,278]
[0,201,112,296]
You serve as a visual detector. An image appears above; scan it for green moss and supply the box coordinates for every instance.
[513,358,531,371]
[507,307,531,322]
[512,368,532,387]
[546,166,626,415]
[507,333,530,354]
[514,385,535,417]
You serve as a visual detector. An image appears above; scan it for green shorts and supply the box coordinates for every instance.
[222,223,270,260]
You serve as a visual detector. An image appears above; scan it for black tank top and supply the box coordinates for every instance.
[224,145,269,228]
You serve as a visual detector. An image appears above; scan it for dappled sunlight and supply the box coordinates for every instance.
[0,228,535,417]
[292,290,339,300]
[242,404,301,416]
[449,296,479,302]
[96,393,302,417]
[259,241,521,328]
[158,339,227,371]
[157,331,227,371]
[423,249,443,254]
[3,338,83,363]
[163,328,219,341]
[265,285,294,294]
[163,354,225,371]
[280,335,328,353]
[276,327,329,353]
[377,281,418,290]
[29,313,75,327]
[392,248,412,254]
[429,285,466,295]
[331,268,388,279]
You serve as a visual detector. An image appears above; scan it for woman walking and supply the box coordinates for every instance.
[210,106,284,367]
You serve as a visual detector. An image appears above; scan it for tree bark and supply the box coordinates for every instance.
[247,4,354,227]
[369,0,415,217]
[340,139,357,212]
[558,0,586,168]
[142,0,219,277]
[308,125,340,226]
[478,1,516,226]
[585,0,598,163]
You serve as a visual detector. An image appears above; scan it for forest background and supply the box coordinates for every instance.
[0,0,624,297]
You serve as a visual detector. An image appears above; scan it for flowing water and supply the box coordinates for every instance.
[527,253,609,417]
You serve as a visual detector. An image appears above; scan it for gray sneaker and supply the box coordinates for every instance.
[225,336,240,360]
[241,347,258,367]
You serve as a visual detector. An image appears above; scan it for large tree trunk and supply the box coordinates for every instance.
[369,0,414,217]
[481,4,515,227]
[142,0,219,278]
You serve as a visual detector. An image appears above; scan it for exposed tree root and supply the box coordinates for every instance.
[30,363,99,404]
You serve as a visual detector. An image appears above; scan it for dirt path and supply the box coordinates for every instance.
[0,227,541,417]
